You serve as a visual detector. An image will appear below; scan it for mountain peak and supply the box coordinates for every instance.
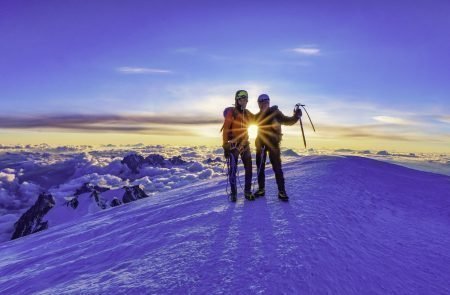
[11,184,150,240]
[11,193,55,240]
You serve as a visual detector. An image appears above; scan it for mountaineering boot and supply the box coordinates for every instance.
[254,188,265,198]
[278,191,289,201]
[244,191,255,201]
[230,193,237,202]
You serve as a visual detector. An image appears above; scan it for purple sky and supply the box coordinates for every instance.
[0,0,449,151]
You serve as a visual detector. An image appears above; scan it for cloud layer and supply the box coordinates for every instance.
[0,144,448,244]
[0,114,221,133]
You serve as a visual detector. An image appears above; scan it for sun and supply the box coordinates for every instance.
[248,125,258,139]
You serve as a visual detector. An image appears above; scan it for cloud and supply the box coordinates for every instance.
[18,182,41,206]
[373,116,413,125]
[0,145,24,150]
[437,115,450,124]
[314,123,435,142]
[0,114,221,134]
[342,132,413,142]
[0,166,42,221]
[116,67,172,74]
[0,172,16,183]
[292,97,450,141]
[198,169,213,179]
[164,81,269,114]
[2,168,15,174]
[290,46,321,56]
[49,173,128,199]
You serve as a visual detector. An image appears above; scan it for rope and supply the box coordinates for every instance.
[252,145,266,192]
[231,144,245,192]
[224,143,248,200]
[225,156,231,200]
[236,156,244,192]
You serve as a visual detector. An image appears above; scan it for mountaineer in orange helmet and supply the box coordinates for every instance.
[222,90,255,202]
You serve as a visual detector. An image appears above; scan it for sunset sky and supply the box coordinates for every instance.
[1,0,449,152]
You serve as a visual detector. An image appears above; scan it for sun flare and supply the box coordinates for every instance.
[248,125,258,139]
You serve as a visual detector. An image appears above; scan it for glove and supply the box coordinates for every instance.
[294,108,302,118]
[223,143,231,159]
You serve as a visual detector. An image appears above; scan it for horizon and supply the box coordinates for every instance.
[1,1,449,153]
[0,141,448,156]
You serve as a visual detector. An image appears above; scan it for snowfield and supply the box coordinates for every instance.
[0,155,449,294]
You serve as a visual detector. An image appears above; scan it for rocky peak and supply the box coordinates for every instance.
[122,153,188,173]
[204,157,223,164]
[66,197,79,209]
[110,198,122,207]
[11,193,56,240]
[11,184,152,240]
[121,153,145,173]
[168,155,187,165]
[122,185,149,203]
[144,154,165,166]
[75,182,110,196]
[92,191,107,209]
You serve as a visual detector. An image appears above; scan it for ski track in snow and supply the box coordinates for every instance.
[0,156,449,294]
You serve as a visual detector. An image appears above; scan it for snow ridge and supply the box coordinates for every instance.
[0,156,449,294]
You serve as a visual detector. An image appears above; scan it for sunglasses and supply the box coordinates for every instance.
[237,96,248,100]
[258,98,270,103]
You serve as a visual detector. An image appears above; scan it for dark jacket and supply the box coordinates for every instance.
[255,105,298,147]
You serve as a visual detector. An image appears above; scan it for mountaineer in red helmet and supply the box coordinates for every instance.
[222,90,255,202]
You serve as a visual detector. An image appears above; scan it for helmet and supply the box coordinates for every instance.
[235,90,248,102]
[258,94,270,103]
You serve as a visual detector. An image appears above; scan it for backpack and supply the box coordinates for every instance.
[220,106,237,132]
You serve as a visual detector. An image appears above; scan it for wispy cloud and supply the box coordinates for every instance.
[289,46,321,56]
[437,115,450,124]
[310,123,441,142]
[282,96,450,147]
[0,114,221,134]
[164,81,269,114]
[373,116,413,125]
[116,67,172,74]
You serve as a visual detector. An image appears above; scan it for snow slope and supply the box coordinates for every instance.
[0,155,449,294]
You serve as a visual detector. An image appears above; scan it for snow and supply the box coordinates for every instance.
[0,171,16,183]
[0,155,449,294]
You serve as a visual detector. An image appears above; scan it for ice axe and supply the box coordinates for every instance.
[294,103,316,148]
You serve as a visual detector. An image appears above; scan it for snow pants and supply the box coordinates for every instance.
[255,143,286,193]
[228,145,252,195]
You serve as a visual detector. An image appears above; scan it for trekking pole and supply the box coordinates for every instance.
[295,103,316,149]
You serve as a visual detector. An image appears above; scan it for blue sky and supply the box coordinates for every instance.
[0,0,449,152]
